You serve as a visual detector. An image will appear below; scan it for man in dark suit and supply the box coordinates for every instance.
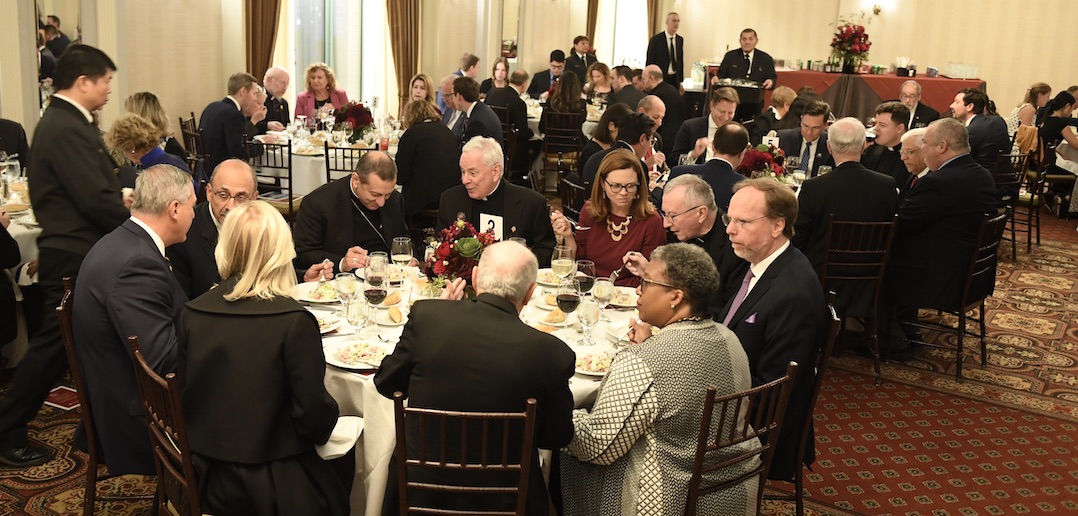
[375,240,574,515]
[73,165,195,475]
[641,65,685,155]
[718,28,777,121]
[453,76,503,148]
[0,45,129,468]
[777,100,834,177]
[485,69,535,175]
[951,88,1010,170]
[41,25,69,58]
[645,12,684,86]
[794,118,898,317]
[671,87,739,166]
[887,119,997,349]
[256,66,291,135]
[37,33,56,82]
[608,65,645,110]
[564,36,597,85]
[899,80,940,130]
[199,72,261,174]
[897,128,929,201]
[862,101,911,187]
[527,50,565,99]
[669,120,748,211]
[0,118,30,171]
[294,151,408,274]
[717,177,825,483]
[439,136,556,266]
[439,75,466,141]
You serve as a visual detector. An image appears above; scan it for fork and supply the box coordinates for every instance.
[609,264,626,283]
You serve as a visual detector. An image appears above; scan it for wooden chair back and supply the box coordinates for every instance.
[557,175,588,222]
[127,336,201,516]
[960,212,1008,310]
[537,110,584,193]
[685,362,799,516]
[245,140,301,221]
[178,113,207,188]
[489,105,519,173]
[324,141,370,183]
[392,391,537,515]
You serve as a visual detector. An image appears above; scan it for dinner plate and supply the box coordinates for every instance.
[2,202,29,213]
[574,368,607,378]
[373,290,404,309]
[575,352,613,377]
[609,287,638,309]
[536,268,562,287]
[323,339,388,370]
[605,321,631,344]
[297,281,340,303]
[293,147,324,156]
[531,314,568,328]
[317,315,343,335]
[375,309,408,327]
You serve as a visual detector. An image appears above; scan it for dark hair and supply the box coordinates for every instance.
[453,76,481,103]
[650,243,719,316]
[1049,91,1076,113]
[617,112,656,146]
[801,100,831,119]
[227,72,259,96]
[573,35,589,45]
[550,73,585,113]
[53,44,117,91]
[957,88,989,114]
[741,28,758,38]
[43,25,59,37]
[355,151,397,182]
[591,103,633,145]
[711,86,740,106]
[876,101,910,130]
[509,69,529,87]
[549,50,566,63]
[713,122,750,156]
[459,53,480,71]
[47,15,61,26]
[612,65,633,82]
[632,69,643,80]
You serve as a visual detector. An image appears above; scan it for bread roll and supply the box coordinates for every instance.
[388,306,403,323]
[544,308,566,324]
[544,294,557,306]
[383,291,401,306]
[536,324,558,333]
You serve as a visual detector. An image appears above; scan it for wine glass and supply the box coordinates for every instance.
[593,277,614,322]
[551,245,575,289]
[346,297,367,330]
[576,298,601,346]
[790,171,807,189]
[334,273,356,316]
[784,155,801,172]
[574,260,595,296]
[817,165,833,176]
[363,261,388,326]
[391,237,414,268]
[324,114,336,133]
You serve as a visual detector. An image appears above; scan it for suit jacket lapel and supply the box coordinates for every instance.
[198,205,218,264]
[729,246,794,326]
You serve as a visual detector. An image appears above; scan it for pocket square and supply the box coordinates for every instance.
[745,313,757,324]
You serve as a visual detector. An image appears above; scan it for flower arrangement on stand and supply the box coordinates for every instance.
[830,14,872,72]
[737,143,786,179]
[423,214,498,290]
[333,101,375,143]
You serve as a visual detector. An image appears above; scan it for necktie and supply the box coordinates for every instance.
[669,37,676,73]
[744,53,752,78]
[459,111,469,137]
[723,269,755,327]
[800,142,812,172]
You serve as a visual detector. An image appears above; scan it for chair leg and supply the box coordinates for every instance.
[795,465,805,516]
[870,315,882,385]
[979,301,988,368]
[955,311,965,383]
[83,456,97,516]
[1009,210,1017,261]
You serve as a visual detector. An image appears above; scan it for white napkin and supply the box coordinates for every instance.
[316,415,364,460]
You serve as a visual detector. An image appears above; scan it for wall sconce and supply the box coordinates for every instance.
[872,4,882,15]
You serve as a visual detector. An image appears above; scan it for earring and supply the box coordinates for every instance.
[670,303,676,310]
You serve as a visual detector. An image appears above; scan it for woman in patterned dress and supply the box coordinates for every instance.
[560,243,759,515]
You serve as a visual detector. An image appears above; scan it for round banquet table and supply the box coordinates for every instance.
[312,273,634,515]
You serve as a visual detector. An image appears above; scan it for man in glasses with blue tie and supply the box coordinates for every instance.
[777,100,834,177]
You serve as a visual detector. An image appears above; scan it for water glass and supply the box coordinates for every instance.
[346,298,367,329]
[593,278,614,321]
[576,298,601,346]
[817,165,832,176]
[391,237,413,267]
[335,273,357,315]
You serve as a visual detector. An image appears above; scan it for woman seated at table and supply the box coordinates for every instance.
[406,73,436,110]
[576,102,633,179]
[106,113,192,178]
[1007,82,1051,139]
[176,200,347,515]
[751,85,796,144]
[560,243,757,516]
[124,91,187,159]
[396,97,461,218]
[540,73,586,132]
[583,62,613,106]
[551,149,665,287]
[479,57,510,98]
[295,62,350,120]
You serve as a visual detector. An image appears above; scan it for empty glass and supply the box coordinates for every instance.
[574,260,595,296]
[593,277,614,322]
[335,273,356,315]
[576,298,601,346]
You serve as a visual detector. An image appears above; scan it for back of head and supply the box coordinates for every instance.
[453,76,480,103]
[474,241,537,305]
[875,101,910,130]
[401,100,441,129]
[733,177,798,239]
[929,118,971,153]
[124,91,171,138]
[592,102,633,144]
[958,88,988,114]
[665,174,717,213]
[355,151,398,183]
[650,243,718,315]
[1049,91,1076,112]
[617,112,656,145]
[227,72,258,96]
[459,53,480,71]
[1025,82,1051,106]
[612,65,633,83]
[215,200,298,301]
[827,117,867,156]
[771,86,797,108]
[53,44,116,92]
[132,164,193,216]
[106,113,162,152]
[713,121,749,157]
[551,73,583,112]
[509,69,530,87]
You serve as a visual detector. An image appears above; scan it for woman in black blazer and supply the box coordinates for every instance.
[176,201,347,515]
[395,100,461,217]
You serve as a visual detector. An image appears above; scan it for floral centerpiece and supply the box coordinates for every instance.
[830,15,872,71]
[424,214,498,285]
[332,101,375,143]
[737,143,786,179]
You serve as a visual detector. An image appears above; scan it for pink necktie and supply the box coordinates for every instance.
[722,270,755,326]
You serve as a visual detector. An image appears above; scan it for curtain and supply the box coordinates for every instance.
[387,0,420,117]
[245,0,282,82]
[586,0,598,44]
[647,0,661,36]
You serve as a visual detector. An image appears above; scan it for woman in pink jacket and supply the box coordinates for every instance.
[294,62,349,120]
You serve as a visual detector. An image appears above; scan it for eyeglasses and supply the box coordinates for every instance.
[604,180,639,194]
[899,147,921,156]
[210,188,251,204]
[899,93,919,100]
[721,214,767,228]
[641,277,678,291]
[661,205,703,221]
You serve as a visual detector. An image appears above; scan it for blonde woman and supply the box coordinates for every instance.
[106,113,191,177]
[407,72,436,107]
[176,200,347,515]
[124,91,186,159]
[295,62,349,120]
[583,62,612,105]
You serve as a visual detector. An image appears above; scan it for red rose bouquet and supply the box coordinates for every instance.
[333,101,375,142]
[736,143,786,178]
[831,20,871,66]
[424,214,498,282]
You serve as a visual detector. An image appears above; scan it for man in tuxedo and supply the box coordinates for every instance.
[793,118,898,315]
[41,24,69,58]
[646,12,684,86]
[485,69,535,175]
[899,80,940,130]
[951,88,1010,170]
[294,151,408,274]
[897,127,929,200]
[718,28,777,121]
[440,75,466,141]
[777,100,833,177]
[73,165,195,475]
[641,65,685,154]
[375,240,574,515]
[581,112,660,187]
[608,65,645,110]
[527,50,565,99]
[438,137,556,266]
[565,35,597,85]
[452,76,503,147]
[717,177,825,483]
[199,72,262,174]
[256,66,291,135]
[669,120,748,211]
[672,87,739,166]
[45,15,70,44]
[0,45,128,468]
[862,101,910,186]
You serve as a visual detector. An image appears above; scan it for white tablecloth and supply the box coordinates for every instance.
[315,281,631,515]
[255,152,331,197]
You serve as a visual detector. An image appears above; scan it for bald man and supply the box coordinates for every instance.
[257,66,291,134]
[640,65,686,154]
